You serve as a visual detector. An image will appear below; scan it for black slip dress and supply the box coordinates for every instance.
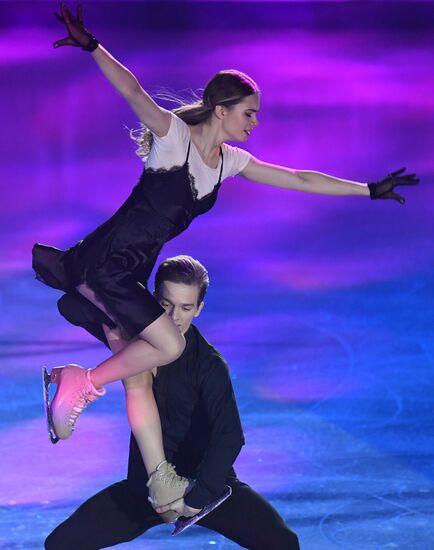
[32,141,224,337]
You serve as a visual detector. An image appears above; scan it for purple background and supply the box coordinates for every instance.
[1,1,433,548]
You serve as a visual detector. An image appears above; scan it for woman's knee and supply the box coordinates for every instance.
[162,331,186,364]
[138,328,186,365]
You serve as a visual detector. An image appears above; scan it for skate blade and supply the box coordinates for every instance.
[42,367,59,444]
[171,485,232,536]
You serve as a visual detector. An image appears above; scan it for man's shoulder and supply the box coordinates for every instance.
[189,325,228,369]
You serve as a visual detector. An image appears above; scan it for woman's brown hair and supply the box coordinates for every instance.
[131,69,259,159]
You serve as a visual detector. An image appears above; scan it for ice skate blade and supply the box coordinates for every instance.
[171,485,232,536]
[42,367,59,444]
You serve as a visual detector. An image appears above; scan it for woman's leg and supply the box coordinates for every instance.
[102,323,164,475]
[77,283,185,389]
[101,323,189,517]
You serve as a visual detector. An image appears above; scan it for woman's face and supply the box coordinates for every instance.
[221,93,260,142]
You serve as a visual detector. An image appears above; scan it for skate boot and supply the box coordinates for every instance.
[43,364,105,442]
[147,460,191,523]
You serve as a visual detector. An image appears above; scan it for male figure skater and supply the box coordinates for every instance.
[45,255,300,549]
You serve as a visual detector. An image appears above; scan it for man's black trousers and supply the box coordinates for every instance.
[45,477,300,549]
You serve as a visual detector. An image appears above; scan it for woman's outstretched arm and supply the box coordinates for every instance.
[54,3,170,136]
[241,158,419,203]
[241,158,369,196]
[90,46,171,136]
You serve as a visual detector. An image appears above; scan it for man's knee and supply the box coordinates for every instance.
[45,530,59,550]
[45,527,75,550]
[266,526,300,550]
[45,526,96,550]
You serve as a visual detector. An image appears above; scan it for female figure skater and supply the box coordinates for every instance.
[33,3,418,521]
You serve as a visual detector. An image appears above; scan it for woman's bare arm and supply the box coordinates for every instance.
[91,45,170,136]
[241,157,369,196]
[241,158,419,202]
[54,3,170,136]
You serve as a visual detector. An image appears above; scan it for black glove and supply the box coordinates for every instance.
[53,3,99,52]
[368,168,419,205]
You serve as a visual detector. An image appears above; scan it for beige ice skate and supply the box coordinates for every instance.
[147,460,191,523]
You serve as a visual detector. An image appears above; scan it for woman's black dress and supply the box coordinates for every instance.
[32,142,224,337]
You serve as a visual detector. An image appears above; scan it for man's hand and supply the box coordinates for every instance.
[156,497,201,518]
[53,3,99,51]
[368,167,419,204]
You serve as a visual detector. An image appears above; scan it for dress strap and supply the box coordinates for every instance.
[217,147,224,185]
[185,141,192,163]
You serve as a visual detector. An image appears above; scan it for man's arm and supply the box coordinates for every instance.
[157,350,244,517]
[184,351,245,510]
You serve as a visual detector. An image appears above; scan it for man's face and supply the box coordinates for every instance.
[156,280,204,334]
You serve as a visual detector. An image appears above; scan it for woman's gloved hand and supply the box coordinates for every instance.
[368,168,419,204]
[53,3,99,52]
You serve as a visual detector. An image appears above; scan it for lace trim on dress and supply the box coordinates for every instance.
[187,170,220,202]
[188,171,200,201]
[144,140,191,177]
[145,165,220,202]
[143,142,224,202]
[144,164,186,175]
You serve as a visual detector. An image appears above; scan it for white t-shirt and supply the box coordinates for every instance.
[145,112,252,199]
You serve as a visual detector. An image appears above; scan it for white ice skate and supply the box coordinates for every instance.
[42,364,105,444]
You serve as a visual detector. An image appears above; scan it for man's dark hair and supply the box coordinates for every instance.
[154,255,209,305]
